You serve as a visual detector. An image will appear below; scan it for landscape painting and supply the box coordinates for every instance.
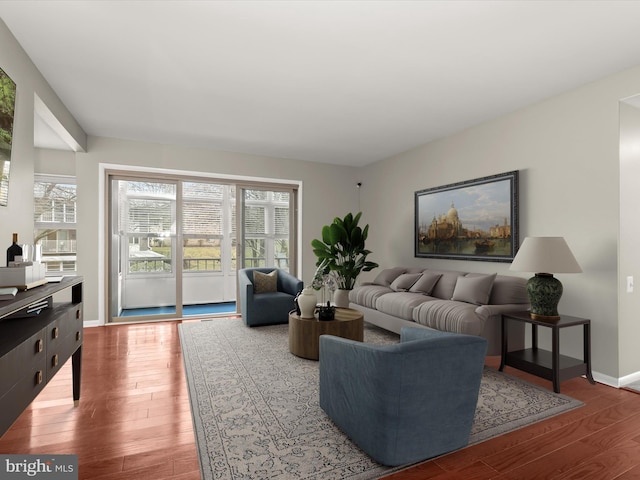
[0,66,16,207]
[415,171,519,262]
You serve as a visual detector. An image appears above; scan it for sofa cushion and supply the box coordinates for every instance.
[372,267,407,287]
[409,272,442,295]
[253,270,277,293]
[428,270,468,300]
[375,292,433,321]
[489,275,529,305]
[412,300,484,336]
[349,285,394,309]
[390,273,423,292]
[451,273,497,305]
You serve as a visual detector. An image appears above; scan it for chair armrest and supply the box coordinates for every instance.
[278,270,303,295]
[400,326,458,343]
[237,269,254,314]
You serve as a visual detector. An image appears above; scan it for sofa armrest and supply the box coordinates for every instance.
[475,303,531,322]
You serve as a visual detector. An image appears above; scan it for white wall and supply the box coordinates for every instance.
[359,65,640,381]
[0,19,85,249]
[619,100,640,380]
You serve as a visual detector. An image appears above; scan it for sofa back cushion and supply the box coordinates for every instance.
[428,270,468,300]
[489,275,529,305]
[371,267,407,287]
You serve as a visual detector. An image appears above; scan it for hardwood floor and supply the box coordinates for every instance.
[1,320,639,480]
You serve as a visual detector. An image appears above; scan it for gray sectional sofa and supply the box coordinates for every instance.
[348,267,530,355]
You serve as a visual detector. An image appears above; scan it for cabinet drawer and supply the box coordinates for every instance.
[0,327,47,391]
[47,304,83,379]
[0,329,47,434]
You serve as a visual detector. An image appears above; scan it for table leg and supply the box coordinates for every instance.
[499,315,507,371]
[72,345,82,407]
[584,323,596,385]
[552,327,560,393]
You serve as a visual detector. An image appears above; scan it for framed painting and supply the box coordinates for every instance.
[0,66,17,207]
[415,171,519,262]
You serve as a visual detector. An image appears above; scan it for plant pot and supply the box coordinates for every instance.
[333,289,351,308]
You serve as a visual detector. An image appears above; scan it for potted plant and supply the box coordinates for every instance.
[311,212,379,307]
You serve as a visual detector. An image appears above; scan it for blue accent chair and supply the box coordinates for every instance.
[237,268,303,327]
[319,327,487,466]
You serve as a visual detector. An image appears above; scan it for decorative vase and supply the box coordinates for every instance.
[333,289,351,308]
[298,287,317,318]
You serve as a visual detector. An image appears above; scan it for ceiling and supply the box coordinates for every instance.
[3,1,640,166]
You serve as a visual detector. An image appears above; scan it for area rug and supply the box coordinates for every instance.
[179,318,583,480]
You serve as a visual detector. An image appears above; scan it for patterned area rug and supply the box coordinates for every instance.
[179,318,583,480]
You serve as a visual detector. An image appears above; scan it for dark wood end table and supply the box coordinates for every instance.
[499,310,596,393]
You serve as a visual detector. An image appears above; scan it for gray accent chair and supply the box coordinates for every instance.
[237,268,303,327]
[319,327,487,466]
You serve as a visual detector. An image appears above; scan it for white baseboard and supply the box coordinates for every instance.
[82,319,103,328]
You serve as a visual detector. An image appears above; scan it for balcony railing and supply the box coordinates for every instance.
[40,239,77,254]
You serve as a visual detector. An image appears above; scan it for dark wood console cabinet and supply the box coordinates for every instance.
[0,276,83,436]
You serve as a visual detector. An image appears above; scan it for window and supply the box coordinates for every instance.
[120,181,176,274]
[34,174,77,274]
[182,182,234,273]
[242,189,291,270]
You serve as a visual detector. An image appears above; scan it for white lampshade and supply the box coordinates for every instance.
[510,237,582,274]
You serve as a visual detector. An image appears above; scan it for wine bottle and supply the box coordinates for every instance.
[6,233,23,266]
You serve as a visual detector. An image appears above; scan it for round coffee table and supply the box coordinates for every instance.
[288,307,364,360]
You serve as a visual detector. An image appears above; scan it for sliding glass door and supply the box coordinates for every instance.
[107,172,297,322]
[109,177,178,320]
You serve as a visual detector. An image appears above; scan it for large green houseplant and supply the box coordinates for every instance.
[311,212,379,306]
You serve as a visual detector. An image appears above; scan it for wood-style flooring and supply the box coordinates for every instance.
[1,320,639,480]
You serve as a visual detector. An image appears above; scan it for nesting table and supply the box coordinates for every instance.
[288,307,363,360]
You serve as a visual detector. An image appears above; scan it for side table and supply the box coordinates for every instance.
[288,307,364,360]
[499,311,595,393]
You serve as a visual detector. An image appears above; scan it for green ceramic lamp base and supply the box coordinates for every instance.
[527,273,562,320]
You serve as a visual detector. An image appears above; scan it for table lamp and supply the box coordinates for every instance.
[509,237,582,320]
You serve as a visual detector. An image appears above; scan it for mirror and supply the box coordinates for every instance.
[0,67,17,207]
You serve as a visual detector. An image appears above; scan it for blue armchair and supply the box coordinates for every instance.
[237,268,303,327]
[319,327,487,466]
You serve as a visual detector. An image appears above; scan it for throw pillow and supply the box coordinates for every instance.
[372,267,406,287]
[451,273,497,305]
[390,273,423,292]
[409,272,443,295]
[253,270,278,294]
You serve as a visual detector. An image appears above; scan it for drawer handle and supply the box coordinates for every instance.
[52,354,59,367]
[76,331,81,342]
[35,339,43,353]
[52,327,59,339]
[76,309,81,320]
[35,370,43,385]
